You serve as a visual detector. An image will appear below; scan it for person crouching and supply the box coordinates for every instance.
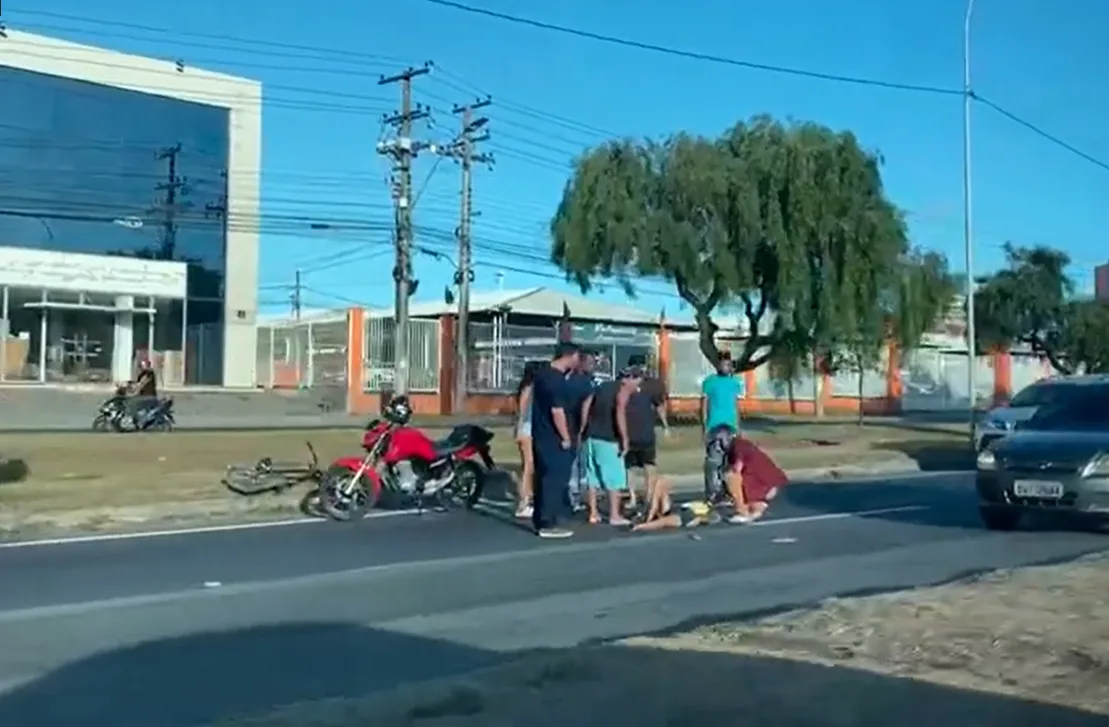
[632,434,788,531]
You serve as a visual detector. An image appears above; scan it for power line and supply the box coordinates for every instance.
[975,94,1109,174]
[419,0,962,96]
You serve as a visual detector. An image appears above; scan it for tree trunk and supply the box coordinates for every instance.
[857,366,865,426]
[812,360,825,418]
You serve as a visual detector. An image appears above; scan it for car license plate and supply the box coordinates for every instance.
[1013,479,1064,498]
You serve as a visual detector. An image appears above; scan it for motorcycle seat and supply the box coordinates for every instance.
[431,437,470,456]
[431,425,478,456]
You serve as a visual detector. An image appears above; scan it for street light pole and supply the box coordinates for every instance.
[963,0,977,439]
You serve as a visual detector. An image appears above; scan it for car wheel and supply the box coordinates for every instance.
[979,506,1022,531]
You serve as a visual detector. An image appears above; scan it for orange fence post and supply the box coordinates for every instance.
[885,340,902,414]
[439,315,456,416]
[992,349,1012,406]
[345,307,365,414]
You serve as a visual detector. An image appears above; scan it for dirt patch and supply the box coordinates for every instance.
[639,553,1109,715]
[0,426,960,538]
[207,555,1109,727]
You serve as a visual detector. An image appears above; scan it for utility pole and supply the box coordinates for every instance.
[444,97,493,413]
[377,63,432,396]
[153,143,191,260]
[291,269,303,321]
[963,0,977,440]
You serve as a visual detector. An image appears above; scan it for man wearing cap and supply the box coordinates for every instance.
[529,341,583,539]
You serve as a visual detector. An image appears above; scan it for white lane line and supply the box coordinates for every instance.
[0,504,933,622]
[0,508,423,550]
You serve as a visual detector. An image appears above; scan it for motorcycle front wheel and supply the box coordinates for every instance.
[318,466,377,521]
[92,414,111,432]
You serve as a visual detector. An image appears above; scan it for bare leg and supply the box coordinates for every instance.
[631,514,683,532]
[586,487,600,524]
[515,438,534,517]
[607,490,630,525]
[643,464,669,514]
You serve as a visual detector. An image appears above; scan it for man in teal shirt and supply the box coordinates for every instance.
[700,353,743,433]
[701,353,744,502]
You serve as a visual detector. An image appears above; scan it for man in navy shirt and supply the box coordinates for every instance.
[530,341,582,538]
[564,349,598,510]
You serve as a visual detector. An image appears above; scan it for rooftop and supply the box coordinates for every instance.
[365,286,682,327]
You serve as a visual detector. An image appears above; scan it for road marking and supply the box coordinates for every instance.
[0,508,423,550]
[0,504,932,621]
[0,489,935,551]
[771,537,798,544]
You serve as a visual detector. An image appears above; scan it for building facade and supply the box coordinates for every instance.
[0,29,261,386]
[1095,263,1109,301]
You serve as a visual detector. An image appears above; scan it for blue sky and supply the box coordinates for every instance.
[6,0,1108,318]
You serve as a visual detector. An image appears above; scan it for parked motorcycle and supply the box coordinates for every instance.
[315,397,496,521]
[92,386,176,432]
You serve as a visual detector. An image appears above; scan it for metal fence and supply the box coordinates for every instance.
[467,319,659,393]
[363,316,440,392]
[256,314,349,390]
[900,347,996,411]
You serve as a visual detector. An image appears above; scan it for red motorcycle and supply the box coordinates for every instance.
[316,397,496,521]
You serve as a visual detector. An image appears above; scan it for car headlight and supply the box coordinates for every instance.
[1081,455,1109,478]
[984,417,1013,431]
[976,450,996,470]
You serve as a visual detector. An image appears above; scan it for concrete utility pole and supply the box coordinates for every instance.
[963,0,978,439]
[153,143,192,260]
[377,64,432,396]
[444,97,493,413]
[291,269,303,321]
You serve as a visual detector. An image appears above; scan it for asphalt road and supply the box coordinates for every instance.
[0,471,1105,727]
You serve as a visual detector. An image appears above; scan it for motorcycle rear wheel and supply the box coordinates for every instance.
[319,466,378,521]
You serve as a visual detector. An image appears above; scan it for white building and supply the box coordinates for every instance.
[0,29,261,387]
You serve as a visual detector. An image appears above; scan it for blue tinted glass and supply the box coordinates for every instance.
[0,64,229,323]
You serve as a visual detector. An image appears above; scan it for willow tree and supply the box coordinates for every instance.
[551,115,952,372]
[975,243,1109,374]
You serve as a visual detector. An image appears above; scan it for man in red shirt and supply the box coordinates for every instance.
[632,434,788,531]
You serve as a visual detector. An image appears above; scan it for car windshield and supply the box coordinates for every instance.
[1009,382,1066,408]
[1020,384,1109,431]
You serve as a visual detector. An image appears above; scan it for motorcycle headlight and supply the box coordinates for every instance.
[976,449,996,471]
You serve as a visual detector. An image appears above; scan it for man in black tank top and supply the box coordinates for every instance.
[579,368,639,525]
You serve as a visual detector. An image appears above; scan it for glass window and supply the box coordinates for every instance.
[0,64,230,382]
[1009,381,1065,408]
[1023,384,1109,431]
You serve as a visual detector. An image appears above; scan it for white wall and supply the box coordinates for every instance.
[0,29,262,387]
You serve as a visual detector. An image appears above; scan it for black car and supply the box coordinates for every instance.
[975,377,1109,531]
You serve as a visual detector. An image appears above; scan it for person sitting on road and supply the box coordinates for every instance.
[125,358,159,428]
[632,434,789,531]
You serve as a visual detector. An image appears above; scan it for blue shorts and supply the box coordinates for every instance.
[583,438,628,491]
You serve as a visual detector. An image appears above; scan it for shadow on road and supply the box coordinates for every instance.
[0,622,503,727]
[871,437,976,471]
[0,458,29,485]
[0,621,1103,727]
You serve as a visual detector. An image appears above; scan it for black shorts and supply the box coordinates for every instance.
[625,444,657,469]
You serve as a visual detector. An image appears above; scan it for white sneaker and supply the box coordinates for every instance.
[515,504,533,519]
[727,513,754,524]
[537,527,574,539]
